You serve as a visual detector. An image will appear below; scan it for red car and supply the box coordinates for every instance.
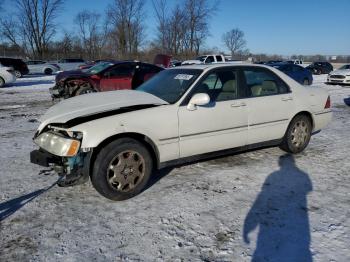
[50,61,164,99]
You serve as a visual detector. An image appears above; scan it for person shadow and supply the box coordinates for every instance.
[0,180,58,222]
[243,154,313,262]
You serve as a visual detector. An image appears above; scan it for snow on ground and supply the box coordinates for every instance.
[0,74,349,261]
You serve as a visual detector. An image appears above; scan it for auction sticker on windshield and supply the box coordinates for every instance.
[174,74,194,80]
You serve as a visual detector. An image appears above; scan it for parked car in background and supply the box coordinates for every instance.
[327,64,350,85]
[26,60,60,75]
[55,58,86,71]
[306,62,333,75]
[50,61,164,99]
[0,57,29,78]
[31,64,332,200]
[286,59,303,65]
[182,54,226,65]
[268,62,313,85]
[0,64,16,87]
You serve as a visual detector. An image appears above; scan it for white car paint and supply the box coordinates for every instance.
[35,64,332,165]
[26,60,60,74]
[0,65,16,87]
[182,54,226,65]
[327,65,350,84]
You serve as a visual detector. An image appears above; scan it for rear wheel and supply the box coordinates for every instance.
[280,115,312,154]
[44,68,53,75]
[0,77,5,87]
[91,138,153,201]
[14,70,22,78]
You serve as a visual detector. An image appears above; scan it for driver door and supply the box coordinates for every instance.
[100,64,135,91]
[178,68,248,158]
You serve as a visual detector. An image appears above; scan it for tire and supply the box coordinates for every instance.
[280,115,312,154]
[44,68,53,75]
[75,84,96,96]
[91,138,153,201]
[14,70,22,78]
[0,77,5,87]
[303,78,309,85]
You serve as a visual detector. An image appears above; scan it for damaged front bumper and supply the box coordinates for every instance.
[31,130,92,187]
[30,148,92,187]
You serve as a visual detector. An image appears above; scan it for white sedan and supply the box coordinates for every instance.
[327,64,350,85]
[30,64,332,200]
[0,64,16,87]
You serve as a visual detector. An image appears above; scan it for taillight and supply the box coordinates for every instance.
[324,96,331,109]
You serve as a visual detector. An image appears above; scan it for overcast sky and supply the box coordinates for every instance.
[3,0,350,56]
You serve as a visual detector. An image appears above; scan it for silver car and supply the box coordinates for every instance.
[26,60,60,75]
[55,58,86,71]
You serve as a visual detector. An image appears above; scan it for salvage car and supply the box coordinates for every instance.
[50,61,163,99]
[326,64,350,85]
[268,62,313,85]
[31,64,332,200]
[0,64,16,87]
[26,60,61,75]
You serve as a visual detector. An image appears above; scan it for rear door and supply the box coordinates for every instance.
[178,68,248,157]
[100,64,135,91]
[242,67,295,145]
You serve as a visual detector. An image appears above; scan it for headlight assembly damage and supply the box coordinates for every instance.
[31,130,91,187]
[34,131,81,157]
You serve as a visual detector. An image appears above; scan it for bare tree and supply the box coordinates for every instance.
[107,0,145,58]
[222,28,247,58]
[1,0,64,59]
[75,10,102,59]
[185,0,218,55]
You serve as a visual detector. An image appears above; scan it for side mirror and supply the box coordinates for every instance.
[187,93,210,111]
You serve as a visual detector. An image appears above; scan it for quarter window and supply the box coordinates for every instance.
[243,68,289,97]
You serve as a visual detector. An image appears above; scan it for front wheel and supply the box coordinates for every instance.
[44,68,53,75]
[280,115,312,154]
[75,84,96,96]
[91,138,153,201]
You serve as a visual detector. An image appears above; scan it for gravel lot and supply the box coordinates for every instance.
[0,74,349,261]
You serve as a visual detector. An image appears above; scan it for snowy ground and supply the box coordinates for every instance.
[0,74,349,261]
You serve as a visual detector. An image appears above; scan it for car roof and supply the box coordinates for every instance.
[169,63,273,71]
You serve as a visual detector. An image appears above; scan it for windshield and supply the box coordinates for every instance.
[136,69,202,103]
[196,56,207,62]
[85,62,113,74]
[339,65,350,70]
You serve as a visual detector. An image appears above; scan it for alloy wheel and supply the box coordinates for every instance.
[106,150,145,192]
[291,120,309,148]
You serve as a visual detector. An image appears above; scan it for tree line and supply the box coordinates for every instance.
[0,0,349,63]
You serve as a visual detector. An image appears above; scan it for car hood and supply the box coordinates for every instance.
[55,70,87,82]
[38,90,168,132]
[329,69,350,76]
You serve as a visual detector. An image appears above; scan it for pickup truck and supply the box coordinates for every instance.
[182,54,226,65]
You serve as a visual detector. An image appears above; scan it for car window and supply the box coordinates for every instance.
[104,64,134,78]
[243,68,289,97]
[192,69,241,102]
[292,65,302,72]
[205,56,215,64]
[216,56,223,62]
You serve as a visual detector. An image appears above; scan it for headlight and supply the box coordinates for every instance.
[34,132,81,157]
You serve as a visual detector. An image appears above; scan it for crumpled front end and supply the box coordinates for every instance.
[30,127,91,186]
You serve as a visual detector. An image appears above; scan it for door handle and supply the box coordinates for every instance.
[281,97,293,101]
[231,102,247,107]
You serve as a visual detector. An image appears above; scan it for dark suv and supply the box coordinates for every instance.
[306,62,333,75]
[0,57,29,78]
